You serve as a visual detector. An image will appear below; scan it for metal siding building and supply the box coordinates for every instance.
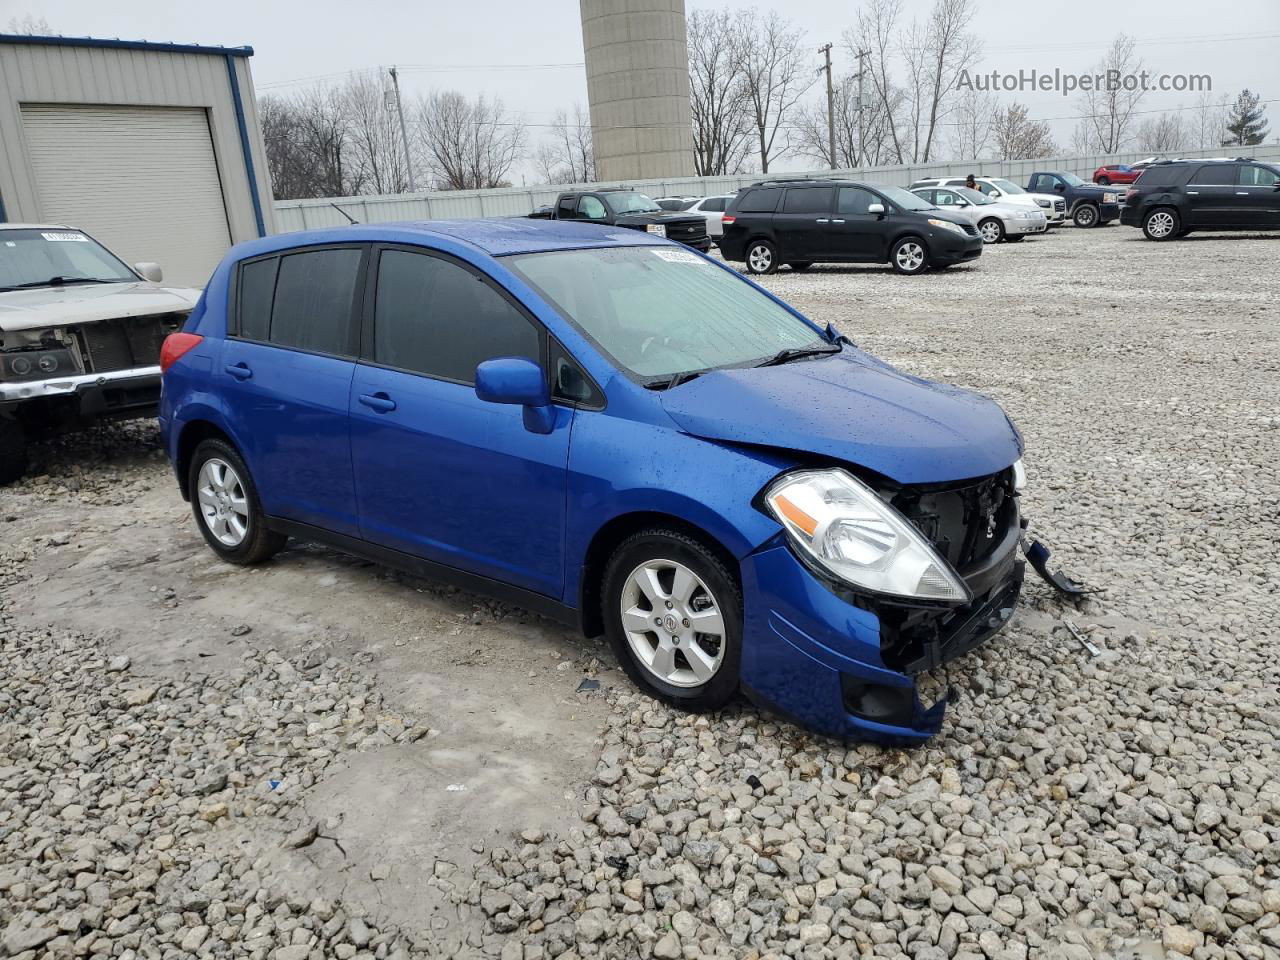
[0,35,274,286]
[580,0,695,181]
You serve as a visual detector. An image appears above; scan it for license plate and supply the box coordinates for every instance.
[646,224,667,237]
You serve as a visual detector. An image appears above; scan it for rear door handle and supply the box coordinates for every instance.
[831,219,845,223]
[1236,191,1250,196]
[815,218,829,223]
[358,392,396,413]
[1186,191,1199,195]
[224,362,252,380]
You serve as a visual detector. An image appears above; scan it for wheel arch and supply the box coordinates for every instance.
[886,231,928,264]
[175,419,239,501]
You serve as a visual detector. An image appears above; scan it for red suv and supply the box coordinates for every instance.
[1092,164,1142,186]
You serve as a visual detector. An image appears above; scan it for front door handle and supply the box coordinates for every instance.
[1186,191,1199,195]
[224,362,252,380]
[815,218,830,223]
[358,392,396,413]
[1236,191,1250,196]
[831,218,845,223]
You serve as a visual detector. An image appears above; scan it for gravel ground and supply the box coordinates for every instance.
[2,224,1278,960]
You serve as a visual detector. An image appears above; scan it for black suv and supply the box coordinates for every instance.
[1121,158,1280,240]
[719,179,983,275]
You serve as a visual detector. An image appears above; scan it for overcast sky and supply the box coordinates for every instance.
[8,0,1280,181]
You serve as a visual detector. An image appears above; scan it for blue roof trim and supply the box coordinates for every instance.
[0,34,253,57]
[225,55,266,237]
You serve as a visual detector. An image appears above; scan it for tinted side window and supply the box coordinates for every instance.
[782,187,833,214]
[1191,165,1237,186]
[737,188,781,213]
[1240,165,1279,186]
[837,187,878,215]
[1134,166,1180,186]
[373,250,540,383]
[557,198,577,219]
[270,249,361,355]
[238,257,278,341]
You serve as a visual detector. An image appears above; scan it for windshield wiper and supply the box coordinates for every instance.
[645,368,707,391]
[755,343,842,367]
[10,276,122,289]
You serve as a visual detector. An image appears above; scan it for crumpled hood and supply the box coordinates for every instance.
[0,281,200,332]
[659,350,1022,484]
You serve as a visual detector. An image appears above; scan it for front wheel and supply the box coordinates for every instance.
[1073,204,1099,228]
[978,218,1004,244]
[745,240,777,275]
[188,439,286,565]
[0,417,28,486]
[890,237,929,275]
[603,529,742,711]
[1096,176,1111,186]
[1142,207,1180,241]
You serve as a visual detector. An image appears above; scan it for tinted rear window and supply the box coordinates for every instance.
[736,188,781,213]
[782,188,833,214]
[1133,166,1182,186]
[270,249,362,356]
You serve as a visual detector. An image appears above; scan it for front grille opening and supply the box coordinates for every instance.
[74,314,184,373]
[888,471,1017,571]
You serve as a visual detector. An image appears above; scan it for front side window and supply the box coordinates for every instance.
[269,248,362,355]
[578,196,608,220]
[373,250,539,383]
[837,187,880,215]
[505,246,825,381]
[877,186,935,211]
[0,228,137,291]
[933,190,957,205]
[1240,165,1278,187]
[782,188,833,214]
[955,187,994,205]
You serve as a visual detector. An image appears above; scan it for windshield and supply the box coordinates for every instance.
[956,187,994,205]
[505,246,827,381]
[878,185,935,211]
[0,229,136,291]
[604,192,662,215]
[1060,172,1086,187]
[990,179,1027,195]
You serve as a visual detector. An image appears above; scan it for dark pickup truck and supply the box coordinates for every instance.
[529,189,712,251]
[1025,171,1121,228]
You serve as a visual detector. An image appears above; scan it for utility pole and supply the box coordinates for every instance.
[818,43,835,170]
[388,66,416,192]
[852,49,869,170]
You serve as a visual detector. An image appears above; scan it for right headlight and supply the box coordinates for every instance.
[764,468,970,603]
[927,218,966,236]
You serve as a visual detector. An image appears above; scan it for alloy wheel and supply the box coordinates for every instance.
[895,241,925,272]
[1146,210,1176,239]
[197,458,250,547]
[619,559,726,688]
[747,244,773,273]
[979,220,1003,243]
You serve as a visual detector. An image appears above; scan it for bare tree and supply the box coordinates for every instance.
[1072,34,1147,153]
[793,72,897,168]
[899,0,981,163]
[1188,89,1230,150]
[416,91,525,190]
[1135,112,1187,153]
[991,102,1058,160]
[734,9,813,174]
[260,87,360,200]
[948,87,997,160]
[339,72,413,195]
[688,9,753,176]
[844,0,906,164]
[6,14,52,34]
[532,104,594,184]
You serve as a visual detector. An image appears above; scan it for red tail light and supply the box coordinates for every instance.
[721,214,736,226]
[160,332,203,373]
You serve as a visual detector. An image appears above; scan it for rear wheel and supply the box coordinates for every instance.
[1073,203,1099,228]
[1097,176,1111,186]
[603,529,742,711]
[787,261,813,271]
[1142,207,1180,241]
[978,218,1004,244]
[188,439,286,565]
[1005,235,1026,243]
[890,236,929,275]
[745,240,777,275]
[0,418,28,486]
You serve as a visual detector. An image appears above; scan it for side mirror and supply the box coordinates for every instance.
[475,357,555,434]
[867,202,885,216]
[1054,183,1065,192]
[134,262,163,283]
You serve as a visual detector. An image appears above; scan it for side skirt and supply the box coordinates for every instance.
[264,516,581,631]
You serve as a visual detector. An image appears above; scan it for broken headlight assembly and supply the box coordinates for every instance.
[764,468,970,604]
[0,328,82,383]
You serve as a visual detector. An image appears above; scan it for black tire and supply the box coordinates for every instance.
[787,261,813,271]
[1142,207,1181,241]
[1073,203,1099,228]
[602,528,742,712]
[977,218,1005,244]
[889,236,929,275]
[0,417,28,486]
[745,239,778,275]
[187,438,286,565]
[1096,176,1111,186]
[1005,235,1026,242]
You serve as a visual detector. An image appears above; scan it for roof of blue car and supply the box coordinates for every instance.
[239,218,672,260]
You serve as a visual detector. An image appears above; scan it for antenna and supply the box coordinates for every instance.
[329,202,358,224]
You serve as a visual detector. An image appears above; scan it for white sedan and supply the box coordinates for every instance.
[680,195,737,239]
[911,186,1047,243]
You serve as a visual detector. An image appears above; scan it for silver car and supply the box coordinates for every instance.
[911,186,1047,244]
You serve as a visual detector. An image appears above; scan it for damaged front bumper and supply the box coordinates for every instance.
[739,515,1025,745]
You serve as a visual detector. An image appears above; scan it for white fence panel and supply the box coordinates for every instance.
[272,144,1280,233]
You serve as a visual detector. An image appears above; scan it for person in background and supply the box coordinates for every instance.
[965,174,978,190]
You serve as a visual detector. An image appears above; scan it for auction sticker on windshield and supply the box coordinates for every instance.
[645,224,667,237]
[651,249,707,264]
[41,232,89,242]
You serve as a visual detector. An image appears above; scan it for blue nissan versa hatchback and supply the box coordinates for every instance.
[159,219,1030,743]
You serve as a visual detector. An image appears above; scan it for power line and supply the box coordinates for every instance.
[257,61,585,90]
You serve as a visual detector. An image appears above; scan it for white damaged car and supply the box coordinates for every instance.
[0,224,200,483]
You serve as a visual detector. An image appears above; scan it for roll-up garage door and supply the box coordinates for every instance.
[21,104,232,287]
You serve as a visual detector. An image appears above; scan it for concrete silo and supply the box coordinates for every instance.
[580,0,696,181]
